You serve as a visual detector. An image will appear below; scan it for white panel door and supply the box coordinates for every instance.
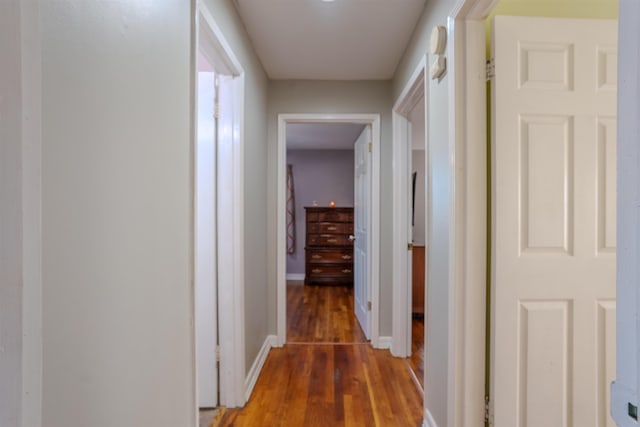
[196,71,218,407]
[491,16,617,427]
[354,126,371,339]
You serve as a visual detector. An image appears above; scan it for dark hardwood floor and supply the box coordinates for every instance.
[218,281,423,426]
[287,281,367,343]
[408,316,424,389]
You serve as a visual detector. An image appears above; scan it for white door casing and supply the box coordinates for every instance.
[354,126,372,339]
[195,71,218,408]
[196,1,246,408]
[491,16,617,426]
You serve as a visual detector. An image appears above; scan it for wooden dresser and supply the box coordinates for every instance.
[305,207,354,286]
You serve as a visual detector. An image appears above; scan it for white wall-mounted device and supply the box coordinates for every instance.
[430,25,447,55]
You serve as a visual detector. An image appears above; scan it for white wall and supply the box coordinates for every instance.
[267,80,394,336]
[412,150,426,245]
[41,2,194,426]
[392,0,459,425]
[202,0,270,374]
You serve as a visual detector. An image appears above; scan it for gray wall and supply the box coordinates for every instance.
[41,1,194,425]
[1,2,42,426]
[267,80,393,336]
[36,0,270,424]
[286,149,355,275]
[1,2,24,425]
[202,0,270,376]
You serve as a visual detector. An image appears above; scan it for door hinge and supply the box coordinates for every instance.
[486,58,495,81]
[215,345,221,362]
[407,243,413,251]
[484,396,493,425]
[368,142,372,153]
[367,301,372,311]
[214,101,220,119]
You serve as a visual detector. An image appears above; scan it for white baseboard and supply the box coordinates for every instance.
[245,334,276,401]
[424,408,438,427]
[376,336,392,349]
[286,273,305,281]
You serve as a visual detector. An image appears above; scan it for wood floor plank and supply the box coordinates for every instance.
[219,282,422,426]
[408,316,424,389]
[219,344,423,427]
[287,281,367,343]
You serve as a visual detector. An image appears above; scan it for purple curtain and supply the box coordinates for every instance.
[286,164,296,254]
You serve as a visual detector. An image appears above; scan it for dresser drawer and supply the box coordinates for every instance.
[307,249,353,264]
[307,223,346,235]
[307,265,353,276]
[308,234,348,246]
[319,222,344,233]
[318,211,352,223]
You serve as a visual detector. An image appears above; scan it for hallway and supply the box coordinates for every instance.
[219,282,423,426]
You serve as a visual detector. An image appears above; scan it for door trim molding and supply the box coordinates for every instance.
[195,0,246,408]
[392,56,429,358]
[276,113,381,348]
[446,0,495,425]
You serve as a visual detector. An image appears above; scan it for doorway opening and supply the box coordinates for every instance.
[193,0,246,417]
[391,57,429,366]
[276,114,381,348]
[391,57,429,398]
[285,122,368,344]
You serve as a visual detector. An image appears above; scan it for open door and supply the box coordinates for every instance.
[354,126,372,339]
[491,16,617,426]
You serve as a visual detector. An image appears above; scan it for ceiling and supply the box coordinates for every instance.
[233,0,427,80]
[287,123,366,150]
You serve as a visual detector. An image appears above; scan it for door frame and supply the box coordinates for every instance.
[391,55,428,358]
[276,113,381,347]
[445,0,497,425]
[194,0,246,408]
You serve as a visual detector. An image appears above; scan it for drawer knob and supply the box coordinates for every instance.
[341,255,352,260]
[342,269,352,273]
[327,226,337,231]
[312,268,323,274]
[312,254,322,260]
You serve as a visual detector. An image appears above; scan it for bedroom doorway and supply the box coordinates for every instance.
[284,122,366,344]
[276,114,381,348]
